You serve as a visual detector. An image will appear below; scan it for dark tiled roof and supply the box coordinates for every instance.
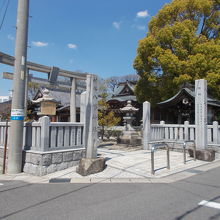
[33,88,81,108]
[108,81,136,102]
[112,81,135,97]
[110,96,137,102]
[158,88,220,107]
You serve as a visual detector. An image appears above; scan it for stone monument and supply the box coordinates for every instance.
[192,79,215,161]
[77,75,105,176]
[195,79,207,149]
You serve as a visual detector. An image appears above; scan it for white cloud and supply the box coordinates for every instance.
[32,41,48,47]
[7,34,15,41]
[136,25,146,31]
[136,10,150,18]
[67,43,77,49]
[112,21,122,30]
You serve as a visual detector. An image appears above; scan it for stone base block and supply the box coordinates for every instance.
[76,157,105,176]
[118,131,141,145]
[0,147,8,173]
[23,148,85,176]
[118,134,142,147]
[0,147,7,167]
[188,148,215,162]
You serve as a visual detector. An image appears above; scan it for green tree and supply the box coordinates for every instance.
[0,105,11,121]
[134,0,220,105]
[98,93,120,140]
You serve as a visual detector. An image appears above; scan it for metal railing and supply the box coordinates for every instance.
[151,142,170,175]
[183,141,196,164]
[150,141,196,175]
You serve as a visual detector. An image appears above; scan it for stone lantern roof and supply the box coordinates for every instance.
[32,88,59,104]
[120,101,139,112]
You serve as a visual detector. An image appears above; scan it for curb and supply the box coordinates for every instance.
[1,159,220,185]
[70,160,220,184]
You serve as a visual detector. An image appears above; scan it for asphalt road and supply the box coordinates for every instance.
[0,167,220,220]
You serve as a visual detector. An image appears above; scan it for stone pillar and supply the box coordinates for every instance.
[213,121,218,144]
[195,79,207,149]
[70,78,76,122]
[143,101,151,150]
[160,121,165,139]
[184,121,189,141]
[85,75,98,158]
[76,75,105,176]
[24,68,29,117]
[80,91,87,123]
[39,116,50,151]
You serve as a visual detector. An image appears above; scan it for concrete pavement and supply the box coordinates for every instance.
[1,166,220,220]
[1,144,220,184]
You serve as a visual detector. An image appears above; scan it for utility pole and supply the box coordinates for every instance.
[8,0,29,174]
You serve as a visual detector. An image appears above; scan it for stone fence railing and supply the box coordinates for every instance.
[0,116,85,151]
[0,116,85,175]
[151,121,220,146]
[0,122,9,147]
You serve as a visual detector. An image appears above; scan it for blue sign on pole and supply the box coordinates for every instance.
[10,109,24,121]
[11,116,24,120]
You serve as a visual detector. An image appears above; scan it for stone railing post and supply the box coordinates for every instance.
[143,101,151,150]
[213,121,218,144]
[160,121,165,139]
[80,91,87,123]
[70,78,76,122]
[39,116,50,151]
[184,121,189,141]
[23,121,32,150]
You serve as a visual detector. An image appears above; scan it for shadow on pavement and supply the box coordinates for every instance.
[0,180,98,220]
[174,194,220,220]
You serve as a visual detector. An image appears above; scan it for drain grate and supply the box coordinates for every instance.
[49,178,71,183]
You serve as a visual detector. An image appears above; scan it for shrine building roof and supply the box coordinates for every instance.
[108,81,137,102]
[158,87,220,108]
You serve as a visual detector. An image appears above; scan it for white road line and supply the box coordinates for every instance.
[199,200,220,210]
[0,183,4,186]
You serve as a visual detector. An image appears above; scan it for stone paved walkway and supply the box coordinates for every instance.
[69,147,220,180]
[1,144,220,184]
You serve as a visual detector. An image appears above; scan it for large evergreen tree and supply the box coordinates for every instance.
[134,0,220,105]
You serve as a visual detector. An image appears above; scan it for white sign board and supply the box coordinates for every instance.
[11,109,24,120]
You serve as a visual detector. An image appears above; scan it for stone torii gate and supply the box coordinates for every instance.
[1,51,103,172]
[1,51,86,122]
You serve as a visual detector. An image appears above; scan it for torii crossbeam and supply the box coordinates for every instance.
[0,51,90,122]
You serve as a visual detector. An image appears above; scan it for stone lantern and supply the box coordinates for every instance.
[32,89,58,117]
[120,101,139,131]
[119,101,141,146]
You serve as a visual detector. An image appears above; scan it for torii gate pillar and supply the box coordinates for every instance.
[70,78,76,122]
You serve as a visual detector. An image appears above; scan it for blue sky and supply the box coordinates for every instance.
[0,0,170,96]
